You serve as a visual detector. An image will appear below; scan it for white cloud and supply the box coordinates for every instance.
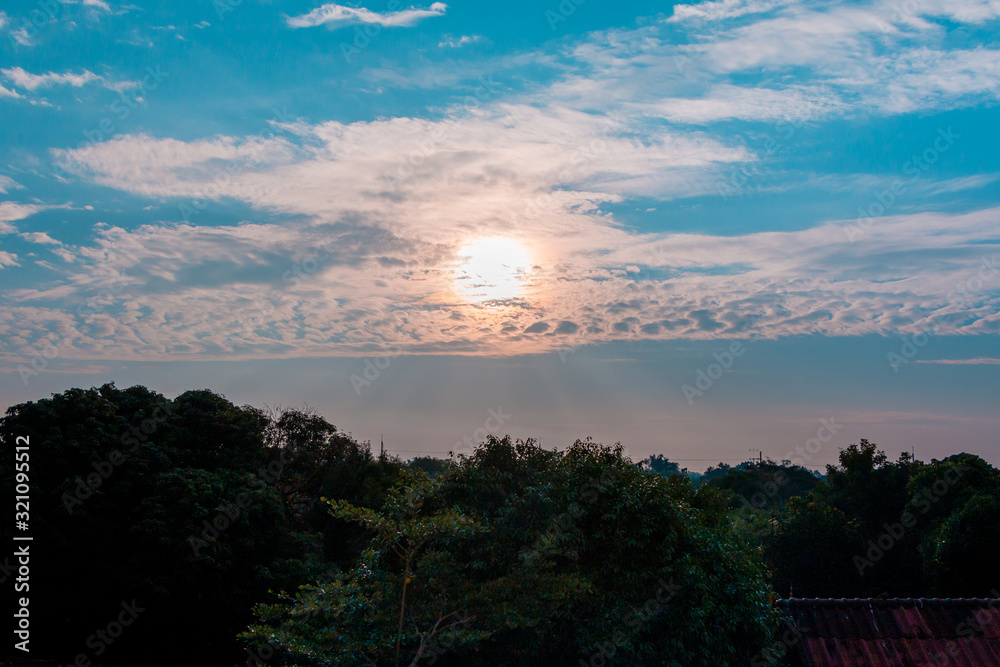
[923,173,1000,195]
[5,0,1000,362]
[286,2,447,28]
[915,0,1000,23]
[20,231,63,245]
[83,0,111,10]
[51,105,748,218]
[549,0,1000,124]
[915,357,1000,365]
[439,34,482,48]
[2,67,100,91]
[668,0,793,22]
[10,26,34,47]
[0,251,19,269]
[23,92,1000,362]
[0,205,997,362]
[102,78,141,93]
[0,176,21,194]
[0,84,23,100]
[652,84,844,122]
[0,202,44,230]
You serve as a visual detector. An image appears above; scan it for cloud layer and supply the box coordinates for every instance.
[1,0,999,367]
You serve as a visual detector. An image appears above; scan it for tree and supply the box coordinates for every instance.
[0,383,403,665]
[643,453,682,477]
[926,492,1000,596]
[408,456,451,477]
[820,440,922,595]
[245,472,489,666]
[248,436,780,665]
[767,496,865,598]
[705,460,820,514]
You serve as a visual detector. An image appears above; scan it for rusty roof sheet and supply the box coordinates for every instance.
[776,598,1000,666]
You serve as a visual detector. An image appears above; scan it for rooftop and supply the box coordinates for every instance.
[776,597,1000,666]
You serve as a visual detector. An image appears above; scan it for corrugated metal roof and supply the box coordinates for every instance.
[776,598,1000,666]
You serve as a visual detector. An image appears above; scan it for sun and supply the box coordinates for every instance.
[455,237,533,301]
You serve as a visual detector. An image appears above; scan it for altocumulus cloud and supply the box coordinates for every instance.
[3,0,1000,366]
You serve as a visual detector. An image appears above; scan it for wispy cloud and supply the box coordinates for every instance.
[2,67,100,91]
[0,84,23,100]
[915,358,1000,365]
[553,1,1000,124]
[286,2,447,28]
[0,202,45,230]
[0,176,22,194]
[3,0,1000,365]
[651,84,844,123]
[13,107,1000,362]
[439,34,482,48]
[667,0,792,23]
[0,251,19,269]
[20,231,63,246]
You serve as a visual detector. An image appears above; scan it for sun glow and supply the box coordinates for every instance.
[455,237,533,301]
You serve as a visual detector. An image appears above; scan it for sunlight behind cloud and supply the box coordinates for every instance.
[455,237,533,302]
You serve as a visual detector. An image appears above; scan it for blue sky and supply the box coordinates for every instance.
[1,0,998,469]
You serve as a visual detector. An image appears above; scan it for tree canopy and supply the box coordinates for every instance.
[2,384,997,666]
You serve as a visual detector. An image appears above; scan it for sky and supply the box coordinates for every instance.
[1,0,998,471]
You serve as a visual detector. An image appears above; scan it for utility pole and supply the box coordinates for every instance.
[380,434,384,460]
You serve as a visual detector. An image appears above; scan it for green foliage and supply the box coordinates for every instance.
[705,460,820,515]
[249,436,779,666]
[766,442,1000,598]
[408,456,451,477]
[926,492,1000,595]
[643,453,683,477]
[6,384,998,666]
[0,383,404,665]
[767,496,864,598]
